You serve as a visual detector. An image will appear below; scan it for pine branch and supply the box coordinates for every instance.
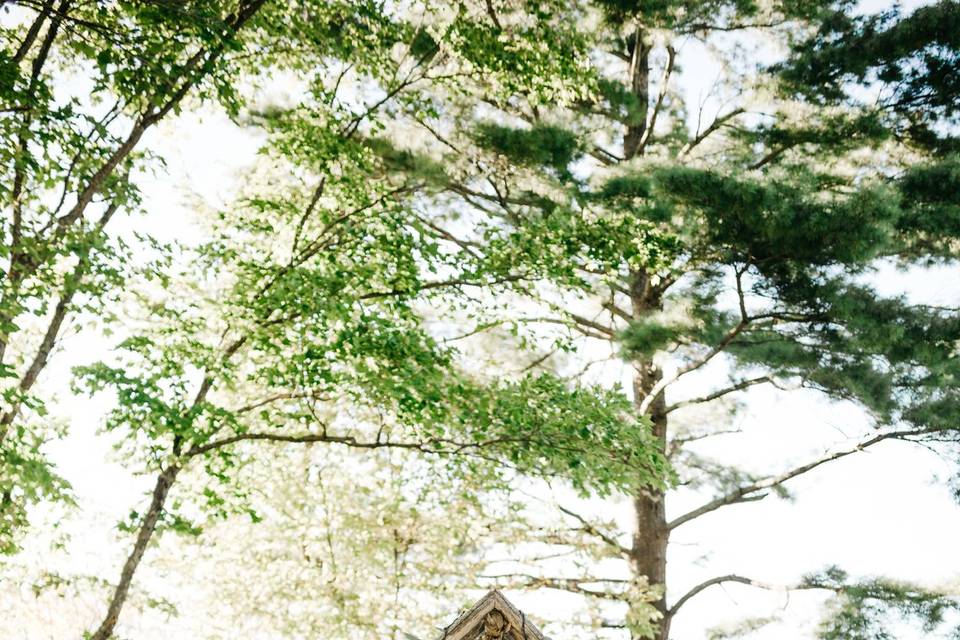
[676,19,789,35]
[667,427,743,457]
[749,143,794,170]
[568,313,617,338]
[638,266,752,414]
[589,145,623,165]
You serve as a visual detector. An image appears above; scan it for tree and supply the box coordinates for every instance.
[0,0,284,554]
[19,4,667,638]
[357,0,960,637]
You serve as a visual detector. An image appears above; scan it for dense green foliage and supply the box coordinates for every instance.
[778,0,960,152]
[1,2,666,638]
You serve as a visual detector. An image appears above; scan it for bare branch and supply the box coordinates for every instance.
[603,300,633,323]
[521,348,559,373]
[557,504,631,557]
[636,44,676,155]
[677,20,789,35]
[569,313,616,338]
[667,427,743,457]
[680,107,745,157]
[665,376,773,414]
[483,573,628,600]
[231,390,330,415]
[484,0,502,29]
[412,211,482,258]
[589,145,623,165]
[359,273,530,301]
[637,265,750,414]
[185,431,526,459]
[668,427,947,530]
[669,573,838,617]
[750,143,793,170]
[290,177,327,258]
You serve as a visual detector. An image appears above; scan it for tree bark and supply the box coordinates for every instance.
[630,376,669,639]
[622,25,669,631]
[623,25,651,161]
[627,271,671,640]
[89,464,180,640]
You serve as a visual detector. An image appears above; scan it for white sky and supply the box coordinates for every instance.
[4,1,959,638]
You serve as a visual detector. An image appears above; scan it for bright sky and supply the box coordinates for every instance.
[4,1,959,639]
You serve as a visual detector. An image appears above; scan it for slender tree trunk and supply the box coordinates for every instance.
[627,272,671,640]
[630,376,670,639]
[623,25,651,161]
[621,19,671,631]
[89,464,180,640]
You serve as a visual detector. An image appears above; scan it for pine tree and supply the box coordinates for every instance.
[366,0,960,637]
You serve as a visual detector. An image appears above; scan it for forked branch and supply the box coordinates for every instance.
[638,266,751,414]
[680,107,745,156]
[635,44,676,155]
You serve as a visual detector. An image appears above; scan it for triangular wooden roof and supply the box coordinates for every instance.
[438,589,548,640]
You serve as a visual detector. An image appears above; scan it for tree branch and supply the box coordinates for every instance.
[0,202,120,438]
[568,312,616,338]
[667,427,946,530]
[667,427,743,457]
[89,465,181,640]
[750,143,793,170]
[184,431,526,459]
[636,44,676,155]
[11,0,54,65]
[669,573,838,617]
[557,504,630,557]
[664,376,773,414]
[231,390,331,415]
[638,265,751,414]
[679,107,745,157]
[483,573,628,600]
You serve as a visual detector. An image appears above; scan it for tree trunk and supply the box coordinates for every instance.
[620,17,670,635]
[628,272,671,640]
[89,464,180,640]
[630,381,670,639]
[623,25,651,161]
